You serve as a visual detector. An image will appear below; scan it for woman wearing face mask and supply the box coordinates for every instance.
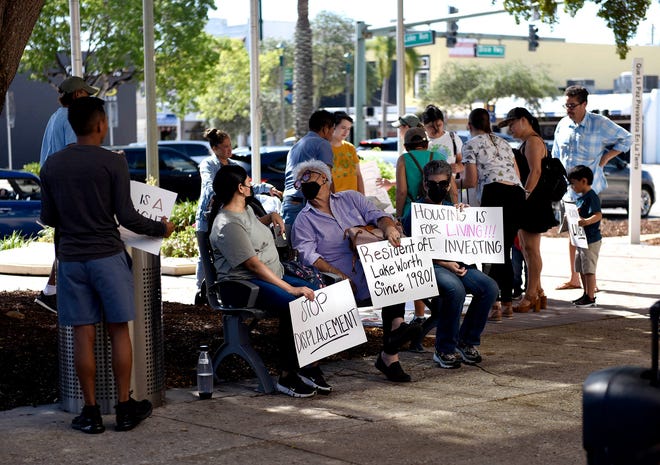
[209,164,327,398]
[291,160,422,383]
[401,160,498,369]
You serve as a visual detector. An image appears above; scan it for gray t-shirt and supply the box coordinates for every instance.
[210,208,283,281]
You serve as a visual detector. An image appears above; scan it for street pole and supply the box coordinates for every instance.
[354,21,368,145]
[629,58,643,244]
[396,0,405,150]
[279,52,285,144]
[249,0,262,183]
[69,0,83,77]
[143,0,158,185]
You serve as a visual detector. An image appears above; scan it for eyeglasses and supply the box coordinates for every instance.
[426,180,450,190]
[293,170,323,190]
[563,102,584,110]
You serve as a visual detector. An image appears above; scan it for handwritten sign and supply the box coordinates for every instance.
[289,279,366,367]
[410,203,504,264]
[119,181,177,255]
[357,236,438,308]
[564,202,588,248]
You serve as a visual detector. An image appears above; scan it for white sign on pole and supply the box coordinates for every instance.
[564,202,589,249]
[410,203,504,264]
[629,58,643,244]
[357,236,438,308]
[119,181,178,255]
[289,279,366,367]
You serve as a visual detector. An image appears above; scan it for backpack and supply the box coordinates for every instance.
[538,156,568,201]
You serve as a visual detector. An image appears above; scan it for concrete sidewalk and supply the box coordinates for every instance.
[1,235,659,464]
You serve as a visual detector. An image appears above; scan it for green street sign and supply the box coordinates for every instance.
[405,30,435,47]
[475,44,505,58]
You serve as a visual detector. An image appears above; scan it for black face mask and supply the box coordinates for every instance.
[427,180,450,203]
[300,182,321,200]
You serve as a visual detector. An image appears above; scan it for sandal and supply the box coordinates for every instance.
[555,282,581,290]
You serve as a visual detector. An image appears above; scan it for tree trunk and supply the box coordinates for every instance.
[380,77,389,138]
[0,0,45,114]
[293,0,313,139]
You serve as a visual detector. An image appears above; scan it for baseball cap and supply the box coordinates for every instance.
[392,113,421,128]
[58,76,99,95]
[404,127,428,146]
[497,107,533,128]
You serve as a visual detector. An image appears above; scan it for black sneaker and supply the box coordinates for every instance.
[276,373,317,398]
[35,292,57,313]
[433,351,462,369]
[573,295,597,307]
[385,322,423,353]
[298,366,332,395]
[457,343,482,365]
[375,354,411,382]
[115,397,153,432]
[72,404,105,434]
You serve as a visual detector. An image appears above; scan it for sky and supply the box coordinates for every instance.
[211,0,660,46]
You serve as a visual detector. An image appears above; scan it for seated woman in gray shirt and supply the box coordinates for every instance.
[209,164,326,398]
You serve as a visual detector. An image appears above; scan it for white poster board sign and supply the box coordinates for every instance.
[289,279,366,367]
[410,203,504,264]
[119,181,178,255]
[357,236,438,308]
[564,202,589,249]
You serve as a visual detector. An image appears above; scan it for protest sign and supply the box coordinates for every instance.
[564,202,589,248]
[119,181,178,255]
[289,279,366,367]
[357,236,438,308]
[410,203,504,264]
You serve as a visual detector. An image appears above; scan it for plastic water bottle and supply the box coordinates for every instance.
[197,345,213,399]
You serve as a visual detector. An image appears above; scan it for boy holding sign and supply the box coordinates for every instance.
[567,165,602,307]
[403,160,498,368]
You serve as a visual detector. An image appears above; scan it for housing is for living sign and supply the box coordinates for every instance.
[409,203,504,264]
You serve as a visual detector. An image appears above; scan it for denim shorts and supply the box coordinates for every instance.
[575,240,601,275]
[57,251,135,326]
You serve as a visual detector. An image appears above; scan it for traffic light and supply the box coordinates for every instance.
[446,6,458,48]
[528,24,539,51]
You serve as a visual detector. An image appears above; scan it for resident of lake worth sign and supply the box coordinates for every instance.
[289,279,366,367]
[410,203,505,265]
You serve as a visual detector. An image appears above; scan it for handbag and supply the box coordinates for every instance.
[344,223,404,271]
[282,259,325,288]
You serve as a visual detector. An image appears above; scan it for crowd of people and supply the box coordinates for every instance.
[43,82,631,433]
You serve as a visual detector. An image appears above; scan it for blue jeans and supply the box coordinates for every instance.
[428,264,498,354]
[250,275,318,372]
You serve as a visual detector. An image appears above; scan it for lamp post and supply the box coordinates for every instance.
[277,43,286,144]
[344,52,352,114]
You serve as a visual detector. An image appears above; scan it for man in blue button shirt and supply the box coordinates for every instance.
[552,85,631,291]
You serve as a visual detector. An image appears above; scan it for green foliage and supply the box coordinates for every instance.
[22,162,40,176]
[500,0,652,59]
[160,225,197,258]
[36,226,54,243]
[421,60,558,113]
[0,231,35,251]
[20,0,217,116]
[169,200,197,229]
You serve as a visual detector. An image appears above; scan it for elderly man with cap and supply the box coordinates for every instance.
[35,76,99,314]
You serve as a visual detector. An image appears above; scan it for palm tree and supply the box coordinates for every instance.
[369,36,420,137]
[293,0,313,138]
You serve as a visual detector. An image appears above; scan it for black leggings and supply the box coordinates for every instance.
[480,182,525,304]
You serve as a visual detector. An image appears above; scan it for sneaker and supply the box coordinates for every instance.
[115,397,153,432]
[573,295,597,307]
[35,292,57,313]
[410,315,427,326]
[433,351,462,369]
[298,366,332,395]
[375,354,411,382]
[276,373,317,398]
[72,404,105,434]
[457,343,482,365]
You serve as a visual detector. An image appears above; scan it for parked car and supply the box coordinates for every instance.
[108,145,201,201]
[230,145,290,191]
[357,137,399,151]
[129,141,213,165]
[601,156,655,217]
[0,170,43,238]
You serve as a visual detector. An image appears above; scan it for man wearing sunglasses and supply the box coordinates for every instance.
[552,85,631,291]
[282,110,335,234]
